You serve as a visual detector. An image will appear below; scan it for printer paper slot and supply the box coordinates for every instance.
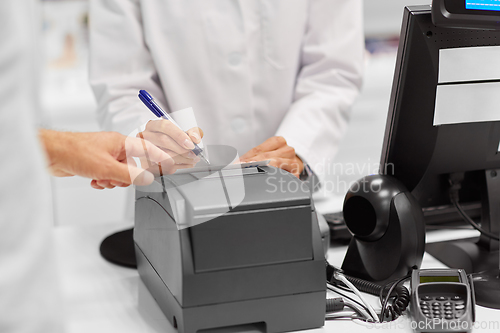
[192,167,265,180]
[173,160,270,175]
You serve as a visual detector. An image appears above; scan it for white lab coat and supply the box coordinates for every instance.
[0,1,63,332]
[89,0,364,181]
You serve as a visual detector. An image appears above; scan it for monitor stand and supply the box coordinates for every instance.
[100,228,137,268]
[426,169,500,309]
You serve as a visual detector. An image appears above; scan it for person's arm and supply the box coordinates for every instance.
[273,0,364,181]
[38,130,173,189]
[89,0,166,135]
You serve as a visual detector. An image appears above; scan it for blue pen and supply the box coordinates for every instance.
[138,90,209,164]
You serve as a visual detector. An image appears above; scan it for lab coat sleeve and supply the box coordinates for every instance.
[275,0,364,181]
[89,0,164,135]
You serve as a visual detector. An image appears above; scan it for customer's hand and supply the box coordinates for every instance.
[137,119,203,169]
[239,136,304,178]
[39,130,174,189]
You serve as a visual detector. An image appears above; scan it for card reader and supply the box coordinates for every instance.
[410,268,476,333]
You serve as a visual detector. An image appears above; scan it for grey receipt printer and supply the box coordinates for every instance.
[134,164,325,333]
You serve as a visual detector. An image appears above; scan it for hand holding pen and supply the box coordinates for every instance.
[137,90,208,170]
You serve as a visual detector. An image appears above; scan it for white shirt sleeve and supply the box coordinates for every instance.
[89,0,161,135]
[275,0,365,181]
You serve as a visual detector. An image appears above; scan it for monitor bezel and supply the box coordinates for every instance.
[432,0,500,29]
[448,0,500,16]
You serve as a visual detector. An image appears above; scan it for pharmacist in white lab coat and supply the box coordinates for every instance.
[89,0,364,181]
[0,1,63,332]
[0,1,175,331]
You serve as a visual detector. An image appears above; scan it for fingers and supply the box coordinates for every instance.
[240,155,302,178]
[138,122,204,166]
[126,136,178,179]
[144,159,196,176]
[90,179,129,190]
[91,179,116,190]
[145,119,195,150]
[138,151,198,177]
[186,127,204,144]
[91,180,105,190]
[139,131,195,158]
[126,136,174,165]
[240,145,296,165]
[267,159,302,178]
[239,137,302,178]
[164,149,201,165]
[240,149,303,178]
[245,145,296,161]
[92,180,116,189]
[91,153,154,186]
[240,136,287,160]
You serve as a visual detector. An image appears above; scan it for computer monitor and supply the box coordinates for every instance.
[380,5,500,309]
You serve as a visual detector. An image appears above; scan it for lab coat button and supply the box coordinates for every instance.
[228,52,243,66]
[231,117,247,133]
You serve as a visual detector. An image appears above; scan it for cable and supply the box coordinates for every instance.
[327,284,377,322]
[325,287,373,322]
[324,294,372,322]
[344,275,390,296]
[377,278,411,320]
[325,260,411,321]
[343,299,373,321]
[341,272,409,320]
[326,298,344,313]
[334,271,380,322]
[325,259,378,321]
[327,284,370,312]
[325,314,367,321]
[425,224,474,231]
[379,274,411,321]
[325,260,410,321]
[330,282,356,294]
[450,195,499,241]
[449,174,499,241]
